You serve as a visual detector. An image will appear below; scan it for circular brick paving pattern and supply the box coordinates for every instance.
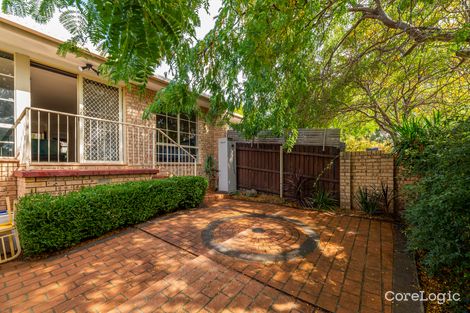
[202,213,318,262]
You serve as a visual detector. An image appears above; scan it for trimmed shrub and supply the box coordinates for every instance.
[16,176,208,256]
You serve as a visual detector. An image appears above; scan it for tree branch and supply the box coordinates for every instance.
[349,1,470,45]
[323,17,364,73]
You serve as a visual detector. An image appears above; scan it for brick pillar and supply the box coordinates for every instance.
[340,152,352,210]
[0,161,19,210]
[16,177,27,198]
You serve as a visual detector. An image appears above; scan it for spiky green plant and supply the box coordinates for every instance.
[204,155,216,178]
[392,111,450,171]
[303,188,338,211]
[379,182,393,213]
[356,186,381,215]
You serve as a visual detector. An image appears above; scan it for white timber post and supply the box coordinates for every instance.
[14,53,31,166]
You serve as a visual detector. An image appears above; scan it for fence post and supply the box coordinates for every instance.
[152,129,156,169]
[279,145,283,198]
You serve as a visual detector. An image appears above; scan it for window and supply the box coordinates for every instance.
[0,51,14,157]
[82,79,121,162]
[156,113,198,162]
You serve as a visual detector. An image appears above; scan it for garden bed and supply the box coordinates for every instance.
[225,191,395,222]
[415,251,468,313]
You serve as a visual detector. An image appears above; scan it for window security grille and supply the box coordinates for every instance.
[82,79,121,161]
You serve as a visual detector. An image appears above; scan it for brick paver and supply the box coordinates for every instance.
[0,199,394,313]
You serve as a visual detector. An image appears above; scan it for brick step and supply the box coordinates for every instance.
[203,193,227,204]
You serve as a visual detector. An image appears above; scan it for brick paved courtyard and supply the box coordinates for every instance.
[0,199,394,313]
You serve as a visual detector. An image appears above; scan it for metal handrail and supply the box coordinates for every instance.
[16,107,197,161]
[12,108,27,129]
[13,107,198,175]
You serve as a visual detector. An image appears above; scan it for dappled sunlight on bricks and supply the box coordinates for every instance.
[0,198,394,312]
[0,229,196,312]
[317,241,344,258]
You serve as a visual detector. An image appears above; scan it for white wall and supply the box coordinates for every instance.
[14,53,30,163]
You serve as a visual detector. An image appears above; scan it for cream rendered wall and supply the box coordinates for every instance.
[14,53,31,164]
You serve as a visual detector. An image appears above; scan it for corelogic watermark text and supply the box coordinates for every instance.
[385,291,460,305]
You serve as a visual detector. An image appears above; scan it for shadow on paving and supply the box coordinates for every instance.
[391,224,423,313]
[0,198,412,313]
[138,199,396,313]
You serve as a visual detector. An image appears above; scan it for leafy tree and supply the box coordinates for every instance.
[326,34,469,141]
[2,0,207,87]
[348,0,470,58]
[3,0,469,141]
[164,0,470,141]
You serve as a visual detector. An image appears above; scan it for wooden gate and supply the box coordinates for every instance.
[236,143,340,199]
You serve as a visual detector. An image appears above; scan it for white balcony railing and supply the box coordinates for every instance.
[13,107,197,176]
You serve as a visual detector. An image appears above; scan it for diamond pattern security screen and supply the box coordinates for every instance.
[83,79,121,161]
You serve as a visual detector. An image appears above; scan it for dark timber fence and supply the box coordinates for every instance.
[236,143,340,200]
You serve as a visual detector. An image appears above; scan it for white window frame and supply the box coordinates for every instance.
[156,112,198,163]
[0,51,15,159]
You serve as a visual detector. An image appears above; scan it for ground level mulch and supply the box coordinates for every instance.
[415,252,469,313]
[221,192,395,222]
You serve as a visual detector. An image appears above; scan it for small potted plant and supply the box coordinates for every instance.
[204,155,218,191]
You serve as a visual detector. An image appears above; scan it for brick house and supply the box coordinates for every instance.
[0,17,237,210]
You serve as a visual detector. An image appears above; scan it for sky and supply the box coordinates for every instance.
[0,0,222,77]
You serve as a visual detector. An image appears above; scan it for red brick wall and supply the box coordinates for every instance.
[124,87,156,166]
[124,87,228,177]
[198,118,228,176]
[17,173,156,197]
[0,160,18,211]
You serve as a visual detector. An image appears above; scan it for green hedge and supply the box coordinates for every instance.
[16,176,208,256]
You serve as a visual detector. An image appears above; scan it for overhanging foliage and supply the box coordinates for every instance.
[3,0,469,143]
